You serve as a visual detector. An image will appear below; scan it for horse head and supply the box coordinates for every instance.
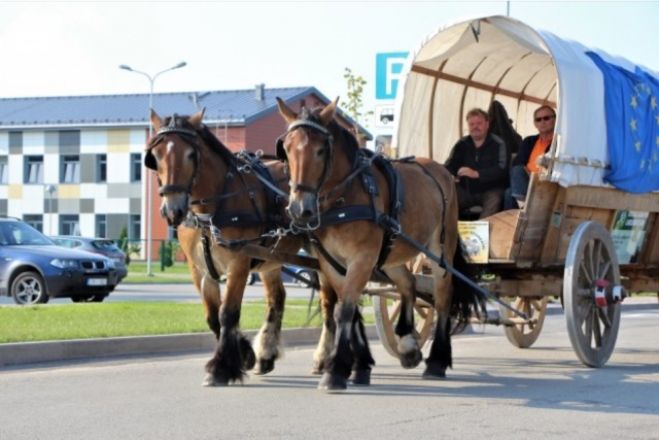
[146,109,217,226]
[275,97,341,229]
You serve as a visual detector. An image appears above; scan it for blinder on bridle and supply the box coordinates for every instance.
[277,119,334,196]
[144,115,200,195]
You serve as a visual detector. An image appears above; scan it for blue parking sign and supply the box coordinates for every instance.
[375,52,409,100]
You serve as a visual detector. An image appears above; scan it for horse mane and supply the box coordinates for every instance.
[301,106,360,165]
[162,114,237,166]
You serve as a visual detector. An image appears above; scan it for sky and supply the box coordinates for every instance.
[0,0,657,128]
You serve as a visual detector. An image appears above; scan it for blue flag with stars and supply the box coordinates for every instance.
[586,52,659,193]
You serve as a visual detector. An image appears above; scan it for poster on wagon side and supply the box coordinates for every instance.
[610,210,649,264]
[458,221,489,263]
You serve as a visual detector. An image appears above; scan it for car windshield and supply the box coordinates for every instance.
[0,221,54,246]
[91,240,120,251]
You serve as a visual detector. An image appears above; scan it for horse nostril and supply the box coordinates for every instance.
[301,209,314,219]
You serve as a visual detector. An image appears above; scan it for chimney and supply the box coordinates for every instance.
[255,83,265,101]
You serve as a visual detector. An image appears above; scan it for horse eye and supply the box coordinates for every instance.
[187,151,196,161]
[316,148,325,157]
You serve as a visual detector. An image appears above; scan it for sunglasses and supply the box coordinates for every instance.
[535,115,555,122]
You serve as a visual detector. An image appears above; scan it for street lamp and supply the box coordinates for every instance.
[119,61,187,276]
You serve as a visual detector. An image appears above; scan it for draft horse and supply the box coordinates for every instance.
[276,98,480,391]
[146,109,316,386]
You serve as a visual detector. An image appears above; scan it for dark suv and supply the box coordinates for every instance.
[50,236,128,281]
[0,218,119,305]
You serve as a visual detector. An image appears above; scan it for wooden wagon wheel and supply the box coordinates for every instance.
[564,221,621,368]
[499,296,548,348]
[372,293,435,358]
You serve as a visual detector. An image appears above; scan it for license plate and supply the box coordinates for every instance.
[87,278,107,286]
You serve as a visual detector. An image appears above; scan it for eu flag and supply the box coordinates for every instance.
[587,52,659,193]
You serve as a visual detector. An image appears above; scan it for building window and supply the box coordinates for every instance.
[96,154,107,183]
[60,155,80,183]
[0,157,7,184]
[129,214,141,241]
[9,131,23,149]
[59,214,80,236]
[24,156,44,184]
[95,214,107,238]
[23,215,43,233]
[130,153,142,182]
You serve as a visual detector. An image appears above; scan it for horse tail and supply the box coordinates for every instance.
[449,244,487,333]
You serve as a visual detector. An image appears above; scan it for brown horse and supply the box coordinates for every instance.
[276,98,479,391]
[146,109,329,386]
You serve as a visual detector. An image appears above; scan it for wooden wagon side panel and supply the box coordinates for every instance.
[511,175,560,263]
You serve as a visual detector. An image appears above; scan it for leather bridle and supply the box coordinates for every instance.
[279,120,334,197]
[145,123,201,197]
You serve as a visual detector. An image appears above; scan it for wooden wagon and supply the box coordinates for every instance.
[371,15,659,367]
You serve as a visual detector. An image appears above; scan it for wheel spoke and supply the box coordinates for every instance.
[592,310,602,348]
[583,306,593,342]
[598,261,611,281]
[579,260,593,285]
[414,305,428,319]
[390,301,401,322]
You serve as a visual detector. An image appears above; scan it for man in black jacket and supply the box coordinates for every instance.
[445,108,509,218]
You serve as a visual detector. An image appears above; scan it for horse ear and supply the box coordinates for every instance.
[276,97,297,124]
[150,109,163,132]
[319,97,339,126]
[189,108,205,127]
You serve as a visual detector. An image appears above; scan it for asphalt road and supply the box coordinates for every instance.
[0,281,317,305]
[1,308,658,439]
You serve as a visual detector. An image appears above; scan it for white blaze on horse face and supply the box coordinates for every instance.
[290,130,309,193]
[166,140,175,154]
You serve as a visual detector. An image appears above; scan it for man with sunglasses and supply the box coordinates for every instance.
[506,105,556,209]
[445,108,509,219]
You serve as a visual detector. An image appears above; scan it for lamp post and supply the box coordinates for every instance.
[119,61,187,276]
[44,184,56,235]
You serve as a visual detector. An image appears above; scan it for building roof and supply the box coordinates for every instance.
[0,86,371,139]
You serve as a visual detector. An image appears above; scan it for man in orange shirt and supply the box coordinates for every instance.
[506,105,556,208]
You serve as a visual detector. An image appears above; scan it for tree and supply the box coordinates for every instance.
[343,67,373,145]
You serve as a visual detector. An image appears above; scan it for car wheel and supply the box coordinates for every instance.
[297,270,317,287]
[11,271,49,305]
[91,294,106,302]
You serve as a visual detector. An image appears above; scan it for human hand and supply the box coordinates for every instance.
[457,167,479,179]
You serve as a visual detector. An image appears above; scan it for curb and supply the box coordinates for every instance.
[0,326,380,368]
[1,300,655,368]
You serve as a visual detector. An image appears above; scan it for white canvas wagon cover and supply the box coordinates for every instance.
[394,15,657,189]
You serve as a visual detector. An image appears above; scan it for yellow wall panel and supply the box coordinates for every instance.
[58,184,80,199]
[8,185,22,199]
[107,130,131,153]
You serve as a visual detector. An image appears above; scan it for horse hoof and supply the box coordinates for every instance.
[422,364,447,380]
[254,358,275,375]
[310,361,324,375]
[318,372,347,392]
[399,349,423,369]
[202,373,229,387]
[350,369,371,386]
[241,347,256,371]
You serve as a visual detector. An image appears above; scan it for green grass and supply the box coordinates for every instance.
[124,261,193,284]
[0,299,374,344]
